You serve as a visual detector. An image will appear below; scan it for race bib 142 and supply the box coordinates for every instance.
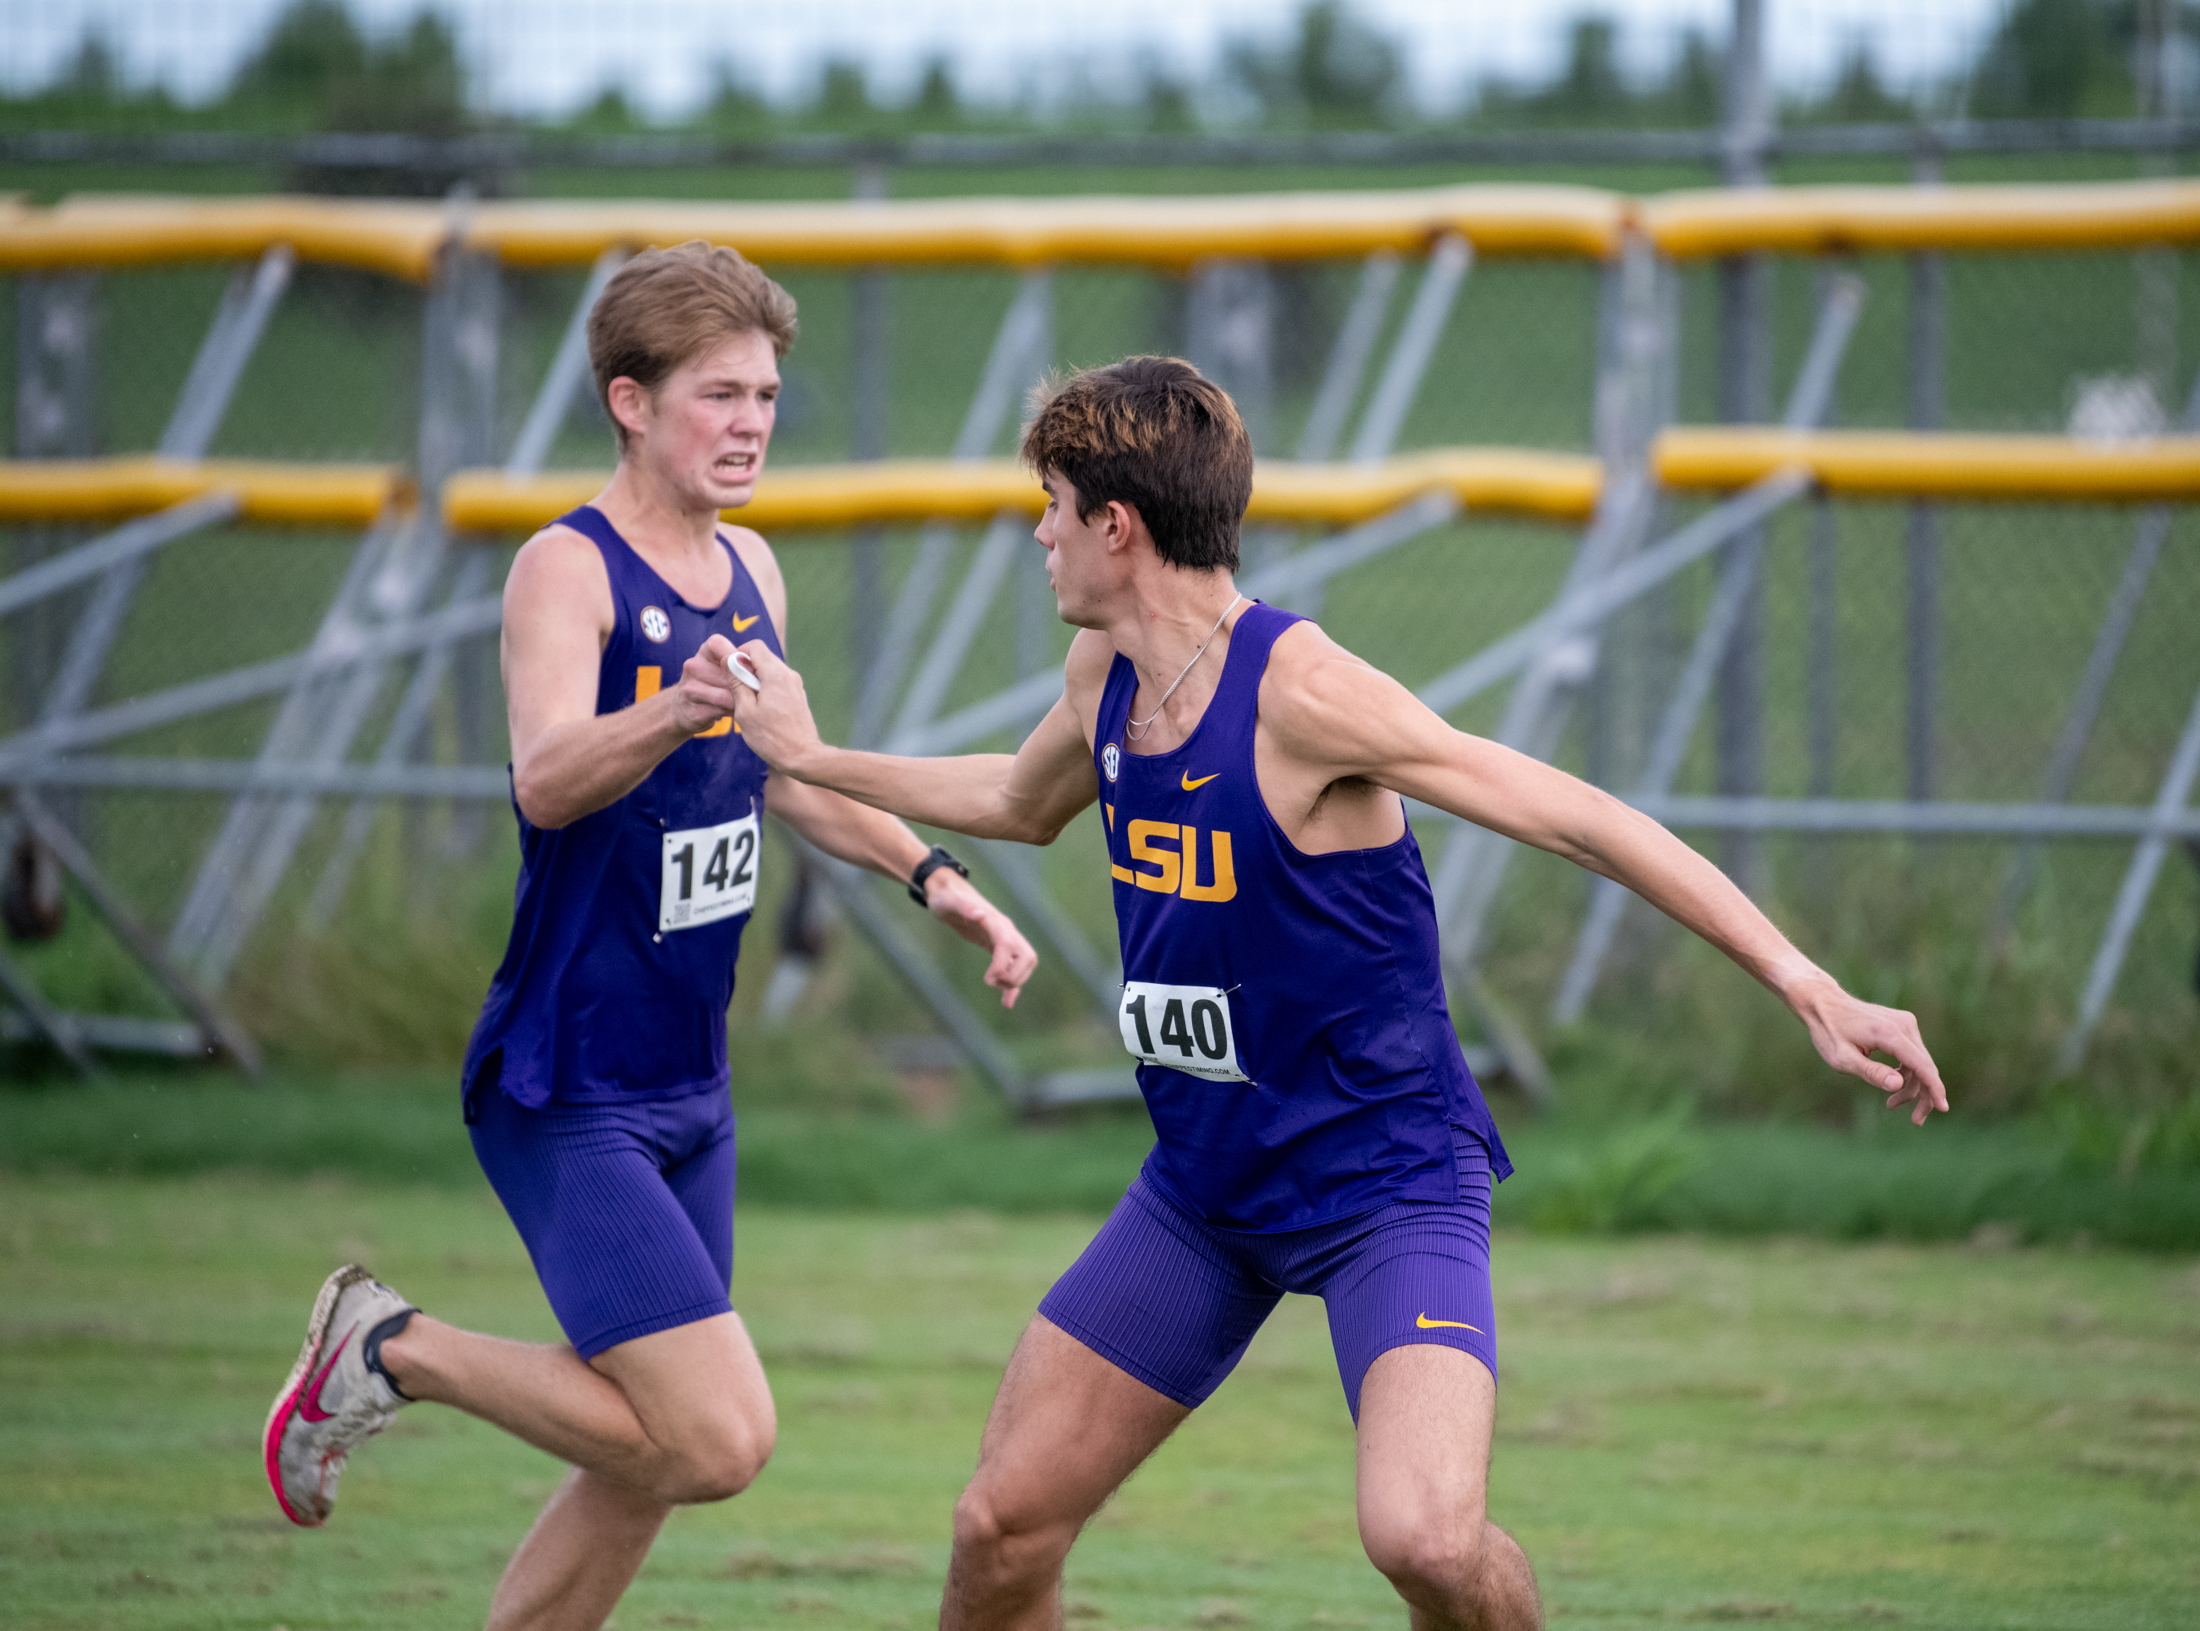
[660,811,760,932]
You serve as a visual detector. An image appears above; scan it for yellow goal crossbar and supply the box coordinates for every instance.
[9,180,2200,278]
[0,459,410,526]
[1655,429,2200,502]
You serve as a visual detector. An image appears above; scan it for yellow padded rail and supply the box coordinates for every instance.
[465,186,1626,268]
[11,181,2200,275]
[6,438,2195,531]
[442,449,1604,535]
[0,459,410,526]
[447,461,1034,534]
[0,195,450,281]
[1654,429,2200,502]
[1641,179,2200,259]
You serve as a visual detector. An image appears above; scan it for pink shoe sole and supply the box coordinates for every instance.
[262,1263,372,1527]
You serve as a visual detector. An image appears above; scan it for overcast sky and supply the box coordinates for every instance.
[7,0,2011,119]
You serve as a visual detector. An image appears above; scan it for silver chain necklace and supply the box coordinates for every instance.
[1124,594,1245,741]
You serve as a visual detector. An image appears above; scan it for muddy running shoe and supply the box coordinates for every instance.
[263,1264,417,1527]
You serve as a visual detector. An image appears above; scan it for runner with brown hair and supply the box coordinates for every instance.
[729,354,1949,1631]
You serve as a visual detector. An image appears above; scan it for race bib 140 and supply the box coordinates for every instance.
[660,812,760,932]
[1117,980,1249,1083]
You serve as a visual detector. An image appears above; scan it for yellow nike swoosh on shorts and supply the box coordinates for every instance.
[731,612,761,633]
[1180,772,1219,791]
[1416,1313,1482,1332]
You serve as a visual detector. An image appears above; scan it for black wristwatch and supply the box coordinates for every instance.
[908,844,970,906]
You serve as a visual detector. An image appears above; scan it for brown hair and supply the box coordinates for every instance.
[1020,356,1253,573]
[588,241,799,449]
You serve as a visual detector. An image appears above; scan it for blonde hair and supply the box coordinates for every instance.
[588,241,798,449]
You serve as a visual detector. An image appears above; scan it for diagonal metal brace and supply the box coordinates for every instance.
[12,791,260,1073]
[791,836,1032,1108]
[0,939,100,1077]
[0,493,240,620]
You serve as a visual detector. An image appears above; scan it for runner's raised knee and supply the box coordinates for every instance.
[650,1415,773,1505]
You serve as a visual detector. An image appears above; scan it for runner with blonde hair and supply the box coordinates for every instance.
[263,242,1037,1631]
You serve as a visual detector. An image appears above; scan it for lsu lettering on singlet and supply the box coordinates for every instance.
[462,505,782,1109]
[1095,601,1511,1232]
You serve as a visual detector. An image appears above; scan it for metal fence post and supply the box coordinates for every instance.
[2055,676,2200,1073]
[1429,232,1660,1000]
[1805,482,1840,898]
[12,272,98,727]
[1587,234,1671,794]
[1243,248,1401,609]
[1186,258,1275,458]
[37,250,292,748]
[439,246,502,859]
[1298,251,1400,464]
[1908,135,1945,809]
[1552,274,1864,1025]
[1291,232,1471,619]
[1992,362,2200,949]
[2137,0,2181,404]
[850,271,1049,748]
[1015,275,1055,678]
[849,159,891,677]
[1715,0,1773,894]
[309,250,629,927]
[169,199,486,980]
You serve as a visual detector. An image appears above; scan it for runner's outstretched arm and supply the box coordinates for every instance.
[728,633,1107,845]
[763,770,1038,1007]
[659,534,1040,1006]
[1258,626,1949,1125]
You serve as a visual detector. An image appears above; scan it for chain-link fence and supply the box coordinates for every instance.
[2,187,2197,1107]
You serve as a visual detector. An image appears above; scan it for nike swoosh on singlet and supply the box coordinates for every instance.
[297,1325,357,1423]
[731,612,761,633]
[1180,772,1219,791]
[1415,1313,1482,1332]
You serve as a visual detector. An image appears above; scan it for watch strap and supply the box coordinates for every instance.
[908,845,970,906]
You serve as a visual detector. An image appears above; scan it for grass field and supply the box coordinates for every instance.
[4,1169,2197,1631]
[7,1068,2200,1249]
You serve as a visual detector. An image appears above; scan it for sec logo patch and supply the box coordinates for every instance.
[640,606,671,643]
[1102,743,1120,782]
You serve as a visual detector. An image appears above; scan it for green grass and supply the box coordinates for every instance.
[3,1172,2197,1630]
[5,1069,2200,1250]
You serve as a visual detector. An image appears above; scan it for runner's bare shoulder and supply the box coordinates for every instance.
[505,521,615,645]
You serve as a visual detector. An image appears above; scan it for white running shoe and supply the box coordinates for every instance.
[263,1264,416,1527]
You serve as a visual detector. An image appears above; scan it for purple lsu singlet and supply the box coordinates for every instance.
[462,505,782,1108]
[1095,602,1511,1232]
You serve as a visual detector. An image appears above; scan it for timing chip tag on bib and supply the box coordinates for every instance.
[1118,981,1248,1083]
[660,812,760,932]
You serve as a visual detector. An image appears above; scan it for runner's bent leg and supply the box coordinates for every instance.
[381,1307,773,1502]
[942,1316,1189,1631]
[1354,1345,1540,1631]
[947,1178,1278,1629]
[394,1088,766,1500]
